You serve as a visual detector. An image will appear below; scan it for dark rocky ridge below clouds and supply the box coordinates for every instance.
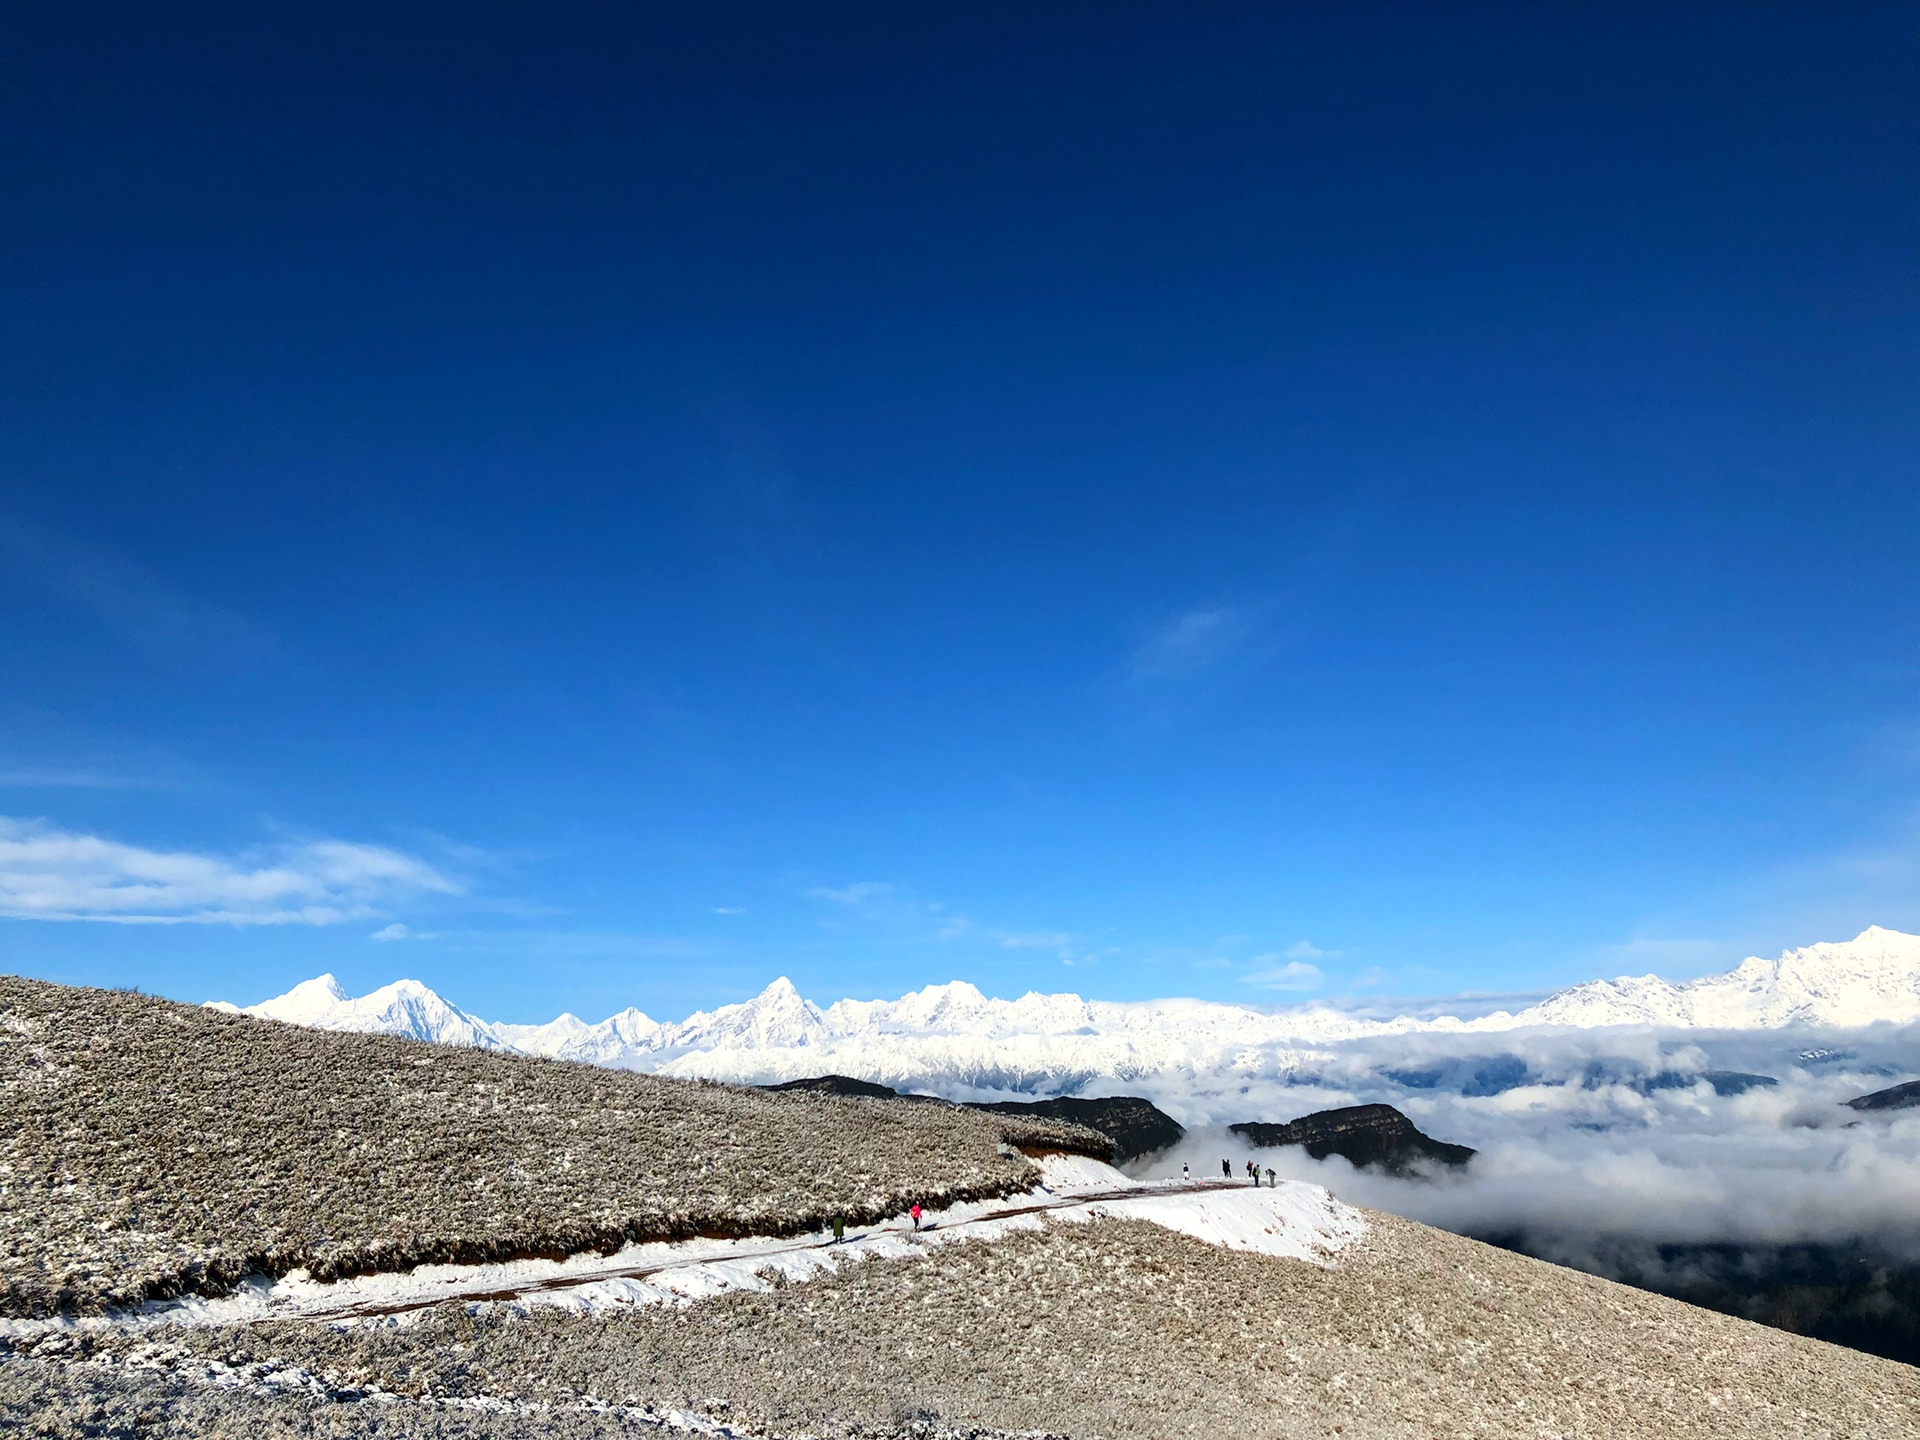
[1231,1104,1477,1178]
[1848,1079,1920,1113]
[763,1075,1186,1164]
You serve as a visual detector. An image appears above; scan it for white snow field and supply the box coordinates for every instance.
[0,1158,1364,1336]
[216,927,1920,1093]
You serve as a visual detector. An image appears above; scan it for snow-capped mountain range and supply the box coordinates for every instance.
[210,927,1920,1094]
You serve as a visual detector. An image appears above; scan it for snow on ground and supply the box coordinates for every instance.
[0,1159,1365,1340]
[1032,1152,1135,1192]
[1055,1182,1369,1263]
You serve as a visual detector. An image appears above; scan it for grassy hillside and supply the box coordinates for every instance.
[0,976,1102,1317]
[6,1211,1916,1439]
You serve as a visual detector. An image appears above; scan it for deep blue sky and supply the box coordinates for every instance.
[1,3,1915,1022]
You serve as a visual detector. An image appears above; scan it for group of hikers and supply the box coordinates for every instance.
[1179,1159,1278,1187]
[829,1155,1282,1248]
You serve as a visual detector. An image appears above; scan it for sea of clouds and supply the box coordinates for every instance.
[1106,1023,1920,1262]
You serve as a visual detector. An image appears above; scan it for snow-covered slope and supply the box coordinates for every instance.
[217,927,1920,1088]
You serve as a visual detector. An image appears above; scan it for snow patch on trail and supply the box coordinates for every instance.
[0,1159,1365,1338]
[1059,1183,1370,1263]
[1034,1153,1136,1192]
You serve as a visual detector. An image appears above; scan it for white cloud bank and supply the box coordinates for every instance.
[0,817,458,925]
[1126,1026,1920,1257]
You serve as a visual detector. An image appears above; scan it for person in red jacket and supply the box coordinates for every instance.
[909,1202,923,1231]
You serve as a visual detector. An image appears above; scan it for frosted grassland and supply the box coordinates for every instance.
[4,978,1919,1438]
[0,976,1105,1318]
[6,1210,1917,1439]
[0,1156,1365,1332]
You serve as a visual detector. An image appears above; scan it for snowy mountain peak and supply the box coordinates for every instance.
[657,977,829,1053]
[249,973,351,1025]
[1503,927,1920,1031]
[212,927,1920,1091]
[241,973,508,1051]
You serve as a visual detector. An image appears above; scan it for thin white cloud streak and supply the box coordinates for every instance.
[0,817,458,925]
[808,881,896,909]
[808,880,1091,962]
[1242,957,1325,991]
[0,522,273,662]
[1129,604,1256,681]
[0,768,145,790]
[370,922,438,941]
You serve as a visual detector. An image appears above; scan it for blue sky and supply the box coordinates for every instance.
[1,4,1915,1023]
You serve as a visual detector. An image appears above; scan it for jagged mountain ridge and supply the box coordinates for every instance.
[211,928,1920,1091]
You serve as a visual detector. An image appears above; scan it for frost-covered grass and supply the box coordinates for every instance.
[6,1212,1914,1439]
[0,1158,1362,1332]
[0,977,1104,1318]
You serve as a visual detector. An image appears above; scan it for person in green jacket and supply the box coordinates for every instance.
[831,1214,845,1243]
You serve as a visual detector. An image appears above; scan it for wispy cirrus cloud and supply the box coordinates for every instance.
[1241,953,1326,991]
[808,881,899,910]
[1129,604,1260,681]
[0,767,147,790]
[0,817,459,925]
[0,521,274,663]
[808,880,1092,962]
[369,921,439,941]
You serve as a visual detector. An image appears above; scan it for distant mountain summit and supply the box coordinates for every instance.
[214,927,1920,1094]
[211,973,511,1051]
[1515,926,1920,1030]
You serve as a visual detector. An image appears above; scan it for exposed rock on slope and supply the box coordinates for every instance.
[1232,1104,1476,1177]
[0,977,1105,1318]
[968,1096,1185,1163]
[761,1073,919,1101]
[758,1076,1185,1163]
[1847,1079,1920,1112]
